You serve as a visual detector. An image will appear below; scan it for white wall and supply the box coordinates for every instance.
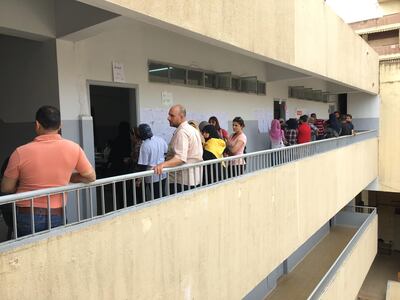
[268,78,332,120]
[347,93,380,119]
[347,92,380,131]
[56,17,336,154]
[57,18,331,122]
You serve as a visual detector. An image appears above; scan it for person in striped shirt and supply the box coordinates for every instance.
[310,113,325,140]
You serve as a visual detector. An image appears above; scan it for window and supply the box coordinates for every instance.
[289,86,330,102]
[257,81,266,95]
[241,76,257,93]
[231,77,241,92]
[147,60,265,96]
[313,90,323,101]
[216,72,231,90]
[304,88,313,100]
[169,66,186,84]
[204,73,217,88]
[187,70,204,87]
[148,62,169,83]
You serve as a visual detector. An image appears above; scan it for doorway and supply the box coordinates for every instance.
[274,100,286,120]
[338,94,347,115]
[89,84,137,179]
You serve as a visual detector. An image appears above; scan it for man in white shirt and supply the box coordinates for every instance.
[154,104,203,193]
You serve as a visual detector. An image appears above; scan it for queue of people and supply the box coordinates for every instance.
[274,112,355,148]
[0,104,355,241]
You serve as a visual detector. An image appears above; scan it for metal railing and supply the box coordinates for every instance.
[307,205,377,300]
[0,130,377,245]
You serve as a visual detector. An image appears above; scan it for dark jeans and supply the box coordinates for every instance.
[145,179,166,200]
[17,209,63,237]
[0,204,13,240]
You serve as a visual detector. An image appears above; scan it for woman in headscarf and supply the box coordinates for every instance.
[269,119,286,149]
[201,125,226,184]
[285,118,298,146]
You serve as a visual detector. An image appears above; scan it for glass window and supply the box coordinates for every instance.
[257,81,266,95]
[241,76,257,93]
[205,73,217,88]
[231,77,241,92]
[304,88,313,100]
[169,66,186,84]
[187,70,204,87]
[148,62,169,83]
[216,72,231,90]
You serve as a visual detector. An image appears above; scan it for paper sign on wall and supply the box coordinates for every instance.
[254,109,273,133]
[140,108,174,143]
[161,91,173,106]
[295,108,305,118]
[112,61,126,83]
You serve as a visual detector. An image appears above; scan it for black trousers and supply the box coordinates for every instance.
[145,179,166,200]
[227,164,245,178]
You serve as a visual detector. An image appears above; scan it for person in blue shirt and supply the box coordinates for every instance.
[137,124,168,200]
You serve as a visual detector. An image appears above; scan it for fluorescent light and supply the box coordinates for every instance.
[149,67,169,73]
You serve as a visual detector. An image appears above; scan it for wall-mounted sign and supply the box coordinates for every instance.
[296,108,305,117]
[161,91,173,106]
[112,61,126,83]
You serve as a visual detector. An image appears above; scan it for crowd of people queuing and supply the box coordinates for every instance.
[270,111,355,148]
[104,106,355,199]
[0,104,355,241]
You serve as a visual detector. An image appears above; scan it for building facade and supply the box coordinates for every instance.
[0,0,388,299]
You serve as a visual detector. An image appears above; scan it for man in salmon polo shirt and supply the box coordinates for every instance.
[1,105,96,237]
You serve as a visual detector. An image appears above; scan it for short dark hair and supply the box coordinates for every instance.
[346,114,352,119]
[300,115,308,123]
[35,106,61,130]
[232,116,245,128]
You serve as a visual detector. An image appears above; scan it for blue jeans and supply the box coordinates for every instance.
[17,211,63,237]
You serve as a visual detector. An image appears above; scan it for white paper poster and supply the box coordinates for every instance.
[295,108,306,118]
[112,61,126,83]
[254,109,273,133]
[140,108,174,143]
[161,91,173,106]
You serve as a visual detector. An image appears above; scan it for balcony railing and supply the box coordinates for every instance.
[307,206,377,300]
[0,130,377,247]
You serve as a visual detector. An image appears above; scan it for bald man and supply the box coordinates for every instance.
[154,105,203,193]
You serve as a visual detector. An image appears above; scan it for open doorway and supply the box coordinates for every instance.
[274,99,286,120]
[89,84,137,179]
